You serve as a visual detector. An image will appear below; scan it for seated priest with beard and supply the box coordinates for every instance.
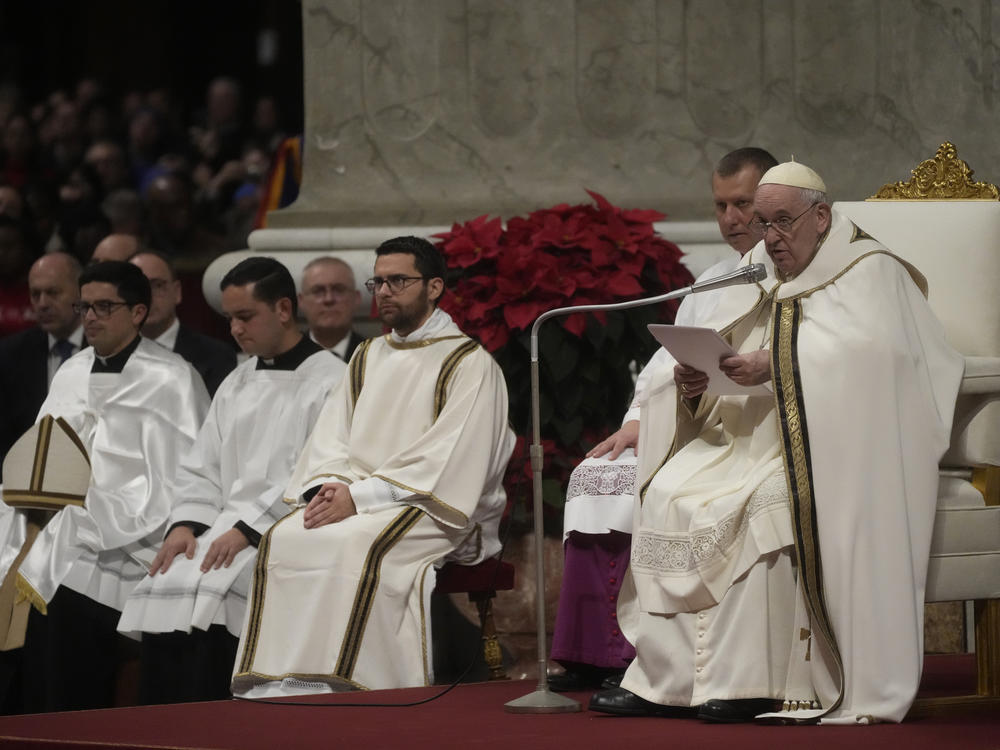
[589,162,964,724]
[6,261,209,712]
[118,257,347,704]
[231,236,514,696]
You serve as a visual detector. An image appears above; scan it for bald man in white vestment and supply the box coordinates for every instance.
[232,236,514,697]
[589,162,964,724]
[119,257,347,704]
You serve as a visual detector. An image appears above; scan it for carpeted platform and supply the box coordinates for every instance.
[0,656,996,750]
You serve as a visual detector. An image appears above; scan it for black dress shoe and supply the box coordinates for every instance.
[547,670,605,692]
[588,687,696,718]
[548,666,627,693]
[697,698,779,723]
[599,672,624,690]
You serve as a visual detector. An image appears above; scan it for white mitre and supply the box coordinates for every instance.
[758,160,827,193]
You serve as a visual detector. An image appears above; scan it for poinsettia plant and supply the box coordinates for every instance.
[435,191,693,533]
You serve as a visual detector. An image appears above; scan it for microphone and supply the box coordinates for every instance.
[686,262,767,294]
[530,262,768,339]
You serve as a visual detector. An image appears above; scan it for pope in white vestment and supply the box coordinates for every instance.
[232,307,515,695]
[13,338,209,614]
[119,339,347,639]
[610,169,964,724]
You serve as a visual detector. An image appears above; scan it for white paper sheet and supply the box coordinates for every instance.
[647,324,772,397]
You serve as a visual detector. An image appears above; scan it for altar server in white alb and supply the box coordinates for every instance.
[119,257,347,703]
[232,236,514,696]
[589,162,964,724]
[11,261,209,712]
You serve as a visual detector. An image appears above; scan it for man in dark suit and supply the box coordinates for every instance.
[298,256,364,362]
[129,250,236,396]
[0,252,83,464]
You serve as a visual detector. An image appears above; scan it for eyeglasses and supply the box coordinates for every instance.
[304,283,355,300]
[73,300,130,318]
[364,276,427,294]
[748,203,818,238]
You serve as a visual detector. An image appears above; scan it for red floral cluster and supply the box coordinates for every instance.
[435,190,690,352]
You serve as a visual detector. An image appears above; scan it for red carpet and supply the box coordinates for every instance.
[0,656,996,750]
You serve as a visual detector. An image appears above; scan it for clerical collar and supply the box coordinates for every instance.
[91,335,142,374]
[154,317,180,351]
[256,335,322,371]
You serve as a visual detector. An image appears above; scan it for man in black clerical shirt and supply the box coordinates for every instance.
[12,261,208,713]
[119,257,346,704]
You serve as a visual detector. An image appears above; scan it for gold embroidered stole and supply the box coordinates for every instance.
[772,296,845,721]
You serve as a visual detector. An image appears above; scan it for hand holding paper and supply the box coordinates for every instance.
[648,325,772,397]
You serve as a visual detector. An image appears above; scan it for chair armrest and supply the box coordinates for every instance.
[960,357,1000,395]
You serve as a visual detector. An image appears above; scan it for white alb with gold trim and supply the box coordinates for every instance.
[232,308,514,695]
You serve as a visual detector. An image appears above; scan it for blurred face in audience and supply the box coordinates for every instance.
[207,79,240,127]
[79,281,145,357]
[29,254,79,339]
[222,282,291,359]
[3,114,33,161]
[0,186,24,219]
[85,141,130,192]
[0,223,29,279]
[130,252,181,339]
[145,175,193,241]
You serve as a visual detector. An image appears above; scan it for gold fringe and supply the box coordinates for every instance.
[14,574,47,615]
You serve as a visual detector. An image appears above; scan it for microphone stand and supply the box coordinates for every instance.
[503,285,698,714]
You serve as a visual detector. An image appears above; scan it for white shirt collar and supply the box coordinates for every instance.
[310,329,351,360]
[153,317,181,351]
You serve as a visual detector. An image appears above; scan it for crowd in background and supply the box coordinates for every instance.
[0,76,288,338]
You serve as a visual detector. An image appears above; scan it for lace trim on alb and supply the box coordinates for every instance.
[630,471,787,575]
[566,462,638,501]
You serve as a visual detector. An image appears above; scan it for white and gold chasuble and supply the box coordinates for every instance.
[118,347,346,638]
[621,211,964,724]
[10,339,209,615]
[232,309,514,695]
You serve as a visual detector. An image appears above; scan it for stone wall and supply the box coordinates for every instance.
[263,0,1000,233]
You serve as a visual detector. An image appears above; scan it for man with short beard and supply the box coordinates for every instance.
[231,236,515,697]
